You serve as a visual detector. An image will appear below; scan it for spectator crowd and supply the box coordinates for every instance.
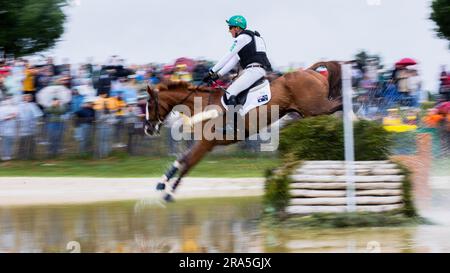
[0,54,448,161]
[0,55,226,161]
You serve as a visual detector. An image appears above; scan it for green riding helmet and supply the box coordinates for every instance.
[226,15,247,30]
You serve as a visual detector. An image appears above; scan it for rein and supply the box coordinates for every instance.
[178,88,197,105]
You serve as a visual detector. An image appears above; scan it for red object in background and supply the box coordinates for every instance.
[315,65,329,78]
[318,70,329,78]
[174,57,195,72]
[162,64,174,74]
[396,58,417,66]
[0,66,11,76]
[437,102,450,115]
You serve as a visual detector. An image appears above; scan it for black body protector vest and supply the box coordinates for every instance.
[237,30,272,71]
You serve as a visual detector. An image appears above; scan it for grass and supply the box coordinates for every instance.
[262,211,429,229]
[0,153,280,178]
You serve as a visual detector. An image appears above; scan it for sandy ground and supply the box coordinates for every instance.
[0,177,265,206]
[429,176,450,189]
[0,176,447,207]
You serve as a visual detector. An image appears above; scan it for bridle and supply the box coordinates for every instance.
[144,88,163,136]
[144,86,198,136]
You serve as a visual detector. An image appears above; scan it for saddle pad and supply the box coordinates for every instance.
[221,79,271,116]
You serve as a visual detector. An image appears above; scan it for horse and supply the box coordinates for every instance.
[145,61,343,202]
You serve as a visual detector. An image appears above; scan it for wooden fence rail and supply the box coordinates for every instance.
[286,161,405,215]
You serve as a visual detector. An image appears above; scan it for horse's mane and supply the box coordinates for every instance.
[156,80,217,93]
[156,81,192,91]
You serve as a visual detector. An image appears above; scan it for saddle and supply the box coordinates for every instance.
[222,77,267,106]
[218,76,272,134]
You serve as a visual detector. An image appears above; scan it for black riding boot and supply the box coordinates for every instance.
[224,95,240,133]
[228,95,238,107]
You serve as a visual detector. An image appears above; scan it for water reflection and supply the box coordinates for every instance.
[0,197,262,253]
[265,227,418,253]
[264,188,450,253]
[1,192,449,253]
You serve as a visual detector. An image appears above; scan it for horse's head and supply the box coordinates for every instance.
[144,82,204,136]
[144,84,168,136]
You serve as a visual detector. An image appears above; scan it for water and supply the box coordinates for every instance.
[0,197,262,253]
[1,187,450,253]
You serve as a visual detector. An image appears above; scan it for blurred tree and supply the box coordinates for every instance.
[0,0,67,57]
[430,0,450,44]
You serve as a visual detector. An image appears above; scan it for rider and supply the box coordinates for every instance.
[203,15,272,107]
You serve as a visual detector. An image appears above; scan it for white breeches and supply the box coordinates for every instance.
[226,66,266,99]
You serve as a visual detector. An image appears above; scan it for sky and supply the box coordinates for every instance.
[50,0,450,91]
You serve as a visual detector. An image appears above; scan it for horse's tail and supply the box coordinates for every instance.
[308,61,342,100]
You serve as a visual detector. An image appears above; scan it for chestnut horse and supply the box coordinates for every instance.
[145,61,343,202]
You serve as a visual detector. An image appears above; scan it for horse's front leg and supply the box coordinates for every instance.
[156,156,184,191]
[162,139,237,202]
[156,137,217,191]
[159,139,215,201]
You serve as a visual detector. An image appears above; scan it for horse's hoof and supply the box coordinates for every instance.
[156,182,166,191]
[164,194,175,203]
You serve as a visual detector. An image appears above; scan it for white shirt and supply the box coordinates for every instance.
[211,34,253,77]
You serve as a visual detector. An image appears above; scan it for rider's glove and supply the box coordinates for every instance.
[202,70,219,83]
